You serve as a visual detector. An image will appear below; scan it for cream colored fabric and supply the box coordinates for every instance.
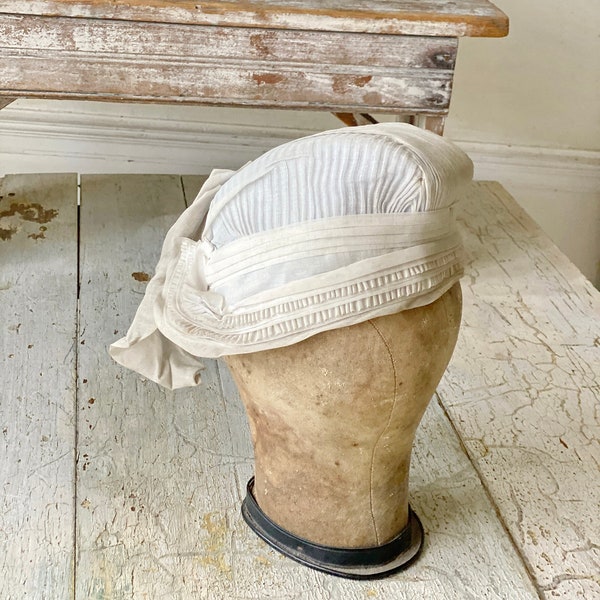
[109,123,473,389]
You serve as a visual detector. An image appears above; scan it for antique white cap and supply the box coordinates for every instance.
[110,123,473,389]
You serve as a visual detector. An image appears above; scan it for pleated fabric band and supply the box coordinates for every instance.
[110,123,473,389]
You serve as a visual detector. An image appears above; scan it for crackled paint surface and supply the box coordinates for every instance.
[0,173,78,598]
[438,182,600,599]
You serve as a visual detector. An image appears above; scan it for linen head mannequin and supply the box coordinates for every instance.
[110,123,473,389]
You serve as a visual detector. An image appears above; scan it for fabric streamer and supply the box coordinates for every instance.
[109,123,473,389]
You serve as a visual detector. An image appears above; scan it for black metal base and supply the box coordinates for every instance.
[241,477,424,579]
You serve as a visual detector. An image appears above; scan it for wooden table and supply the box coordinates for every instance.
[1,173,599,599]
[0,0,507,133]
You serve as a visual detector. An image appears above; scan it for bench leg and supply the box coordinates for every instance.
[423,116,445,135]
[333,112,379,127]
[409,115,445,135]
[335,112,445,135]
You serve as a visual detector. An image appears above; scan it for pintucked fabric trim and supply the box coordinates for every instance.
[158,247,463,356]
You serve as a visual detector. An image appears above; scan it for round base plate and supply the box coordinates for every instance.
[241,477,424,580]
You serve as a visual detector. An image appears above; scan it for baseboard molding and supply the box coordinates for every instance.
[1,101,598,186]
[0,100,333,174]
[459,141,600,193]
[0,102,600,180]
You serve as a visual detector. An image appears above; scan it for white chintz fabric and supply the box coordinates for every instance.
[109,123,473,389]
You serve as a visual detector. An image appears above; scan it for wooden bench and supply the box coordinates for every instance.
[0,0,508,133]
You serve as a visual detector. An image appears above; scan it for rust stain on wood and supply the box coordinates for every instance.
[0,226,17,241]
[131,271,150,282]
[332,74,372,95]
[249,32,274,58]
[0,202,58,241]
[252,72,286,86]
[28,226,47,240]
[0,202,58,224]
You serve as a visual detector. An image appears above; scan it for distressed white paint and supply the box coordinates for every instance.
[0,15,455,71]
[0,1,508,37]
[0,15,455,113]
[439,182,600,598]
[0,173,78,598]
[75,174,239,598]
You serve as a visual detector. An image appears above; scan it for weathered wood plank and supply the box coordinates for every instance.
[0,0,509,37]
[0,173,78,598]
[75,174,252,598]
[439,181,600,599]
[0,16,455,112]
[0,60,452,113]
[75,174,537,598]
[0,15,457,70]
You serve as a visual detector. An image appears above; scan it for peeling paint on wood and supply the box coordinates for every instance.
[131,271,150,282]
[439,182,600,598]
[0,1,509,37]
[0,14,457,113]
[0,1,507,119]
[0,201,58,241]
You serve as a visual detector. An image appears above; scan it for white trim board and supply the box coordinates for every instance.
[461,140,600,192]
[1,100,598,183]
[1,100,598,285]
[0,100,337,174]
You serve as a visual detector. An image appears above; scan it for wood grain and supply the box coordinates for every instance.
[440,182,600,598]
[0,15,457,70]
[75,175,253,598]
[0,16,456,113]
[0,174,78,599]
[0,0,509,37]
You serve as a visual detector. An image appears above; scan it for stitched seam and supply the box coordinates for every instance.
[366,319,398,546]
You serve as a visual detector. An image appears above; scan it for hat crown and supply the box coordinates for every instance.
[204,125,471,250]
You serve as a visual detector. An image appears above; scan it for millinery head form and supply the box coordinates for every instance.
[110,123,473,389]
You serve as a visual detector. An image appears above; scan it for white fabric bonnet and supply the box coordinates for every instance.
[110,123,473,389]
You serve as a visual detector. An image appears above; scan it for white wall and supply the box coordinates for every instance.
[445,0,600,150]
[443,0,600,287]
[1,0,598,285]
